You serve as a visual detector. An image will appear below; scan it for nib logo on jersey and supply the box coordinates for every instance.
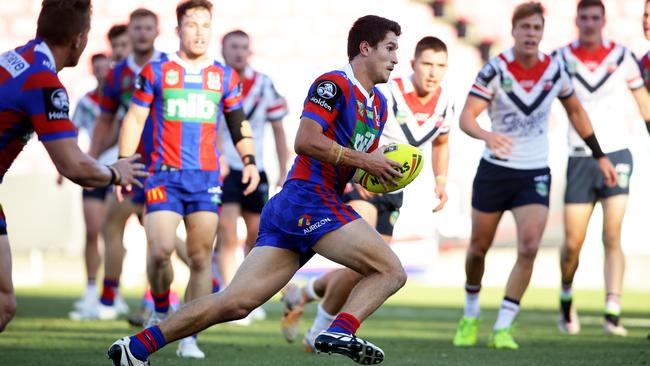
[163,89,220,123]
[298,214,332,234]
[44,88,70,120]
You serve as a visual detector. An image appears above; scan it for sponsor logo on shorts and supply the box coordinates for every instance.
[615,163,631,189]
[208,186,222,204]
[146,186,168,204]
[302,217,332,234]
[297,214,311,227]
[534,174,550,197]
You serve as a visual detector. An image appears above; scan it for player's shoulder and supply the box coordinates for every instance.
[312,70,351,98]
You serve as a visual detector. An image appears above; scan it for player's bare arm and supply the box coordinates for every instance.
[459,95,512,159]
[224,108,260,195]
[118,104,150,157]
[431,132,449,212]
[295,117,403,189]
[88,112,117,159]
[271,119,289,187]
[630,87,650,135]
[560,93,617,187]
[44,138,146,188]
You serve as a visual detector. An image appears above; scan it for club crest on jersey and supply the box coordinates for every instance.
[44,88,70,120]
[543,79,554,91]
[567,61,577,73]
[207,72,221,91]
[396,110,408,124]
[317,81,337,99]
[502,77,513,92]
[121,75,132,89]
[606,62,617,74]
[165,70,180,86]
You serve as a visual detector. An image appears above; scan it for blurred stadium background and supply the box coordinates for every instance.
[0,0,649,296]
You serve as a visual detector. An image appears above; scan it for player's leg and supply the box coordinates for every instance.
[298,199,377,349]
[488,204,547,350]
[0,232,16,333]
[144,210,183,324]
[241,210,261,255]
[108,246,301,364]
[453,209,502,347]
[601,194,628,336]
[183,211,218,304]
[309,218,405,364]
[558,203,593,333]
[214,203,240,287]
[558,155,597,334]
[74,191,107,310]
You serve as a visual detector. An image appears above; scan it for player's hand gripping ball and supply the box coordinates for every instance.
[356,143,424,193]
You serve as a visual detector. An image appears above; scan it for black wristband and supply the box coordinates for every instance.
[646,121,650,136]
[242,154,256,166]
[106,165,117,186]
[583,133,605,159]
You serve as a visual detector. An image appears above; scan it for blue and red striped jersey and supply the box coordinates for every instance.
[100,51,167,165]
[131,54,243,172]
[0,38,77,181]
[287,64,388,196]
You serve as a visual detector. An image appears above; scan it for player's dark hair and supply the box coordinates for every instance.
[36,0,92,46]
[511,2,545,28]
[414,36,447,58]
[129,8,158,25]
[107,24,127,41]
[90,53,107,65]
[222,29,249,47]
[577,0,605,15]
[347,15,401,61]
[176,0,213,26]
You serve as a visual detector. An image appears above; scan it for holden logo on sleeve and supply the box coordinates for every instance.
[44,88,70,120]
[317,81,337,99]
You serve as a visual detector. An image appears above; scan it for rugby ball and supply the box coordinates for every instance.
[356,143,424,193]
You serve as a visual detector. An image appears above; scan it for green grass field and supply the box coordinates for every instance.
[1,284,648,365]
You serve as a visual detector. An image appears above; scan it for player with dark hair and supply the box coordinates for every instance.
[107,13,402,365]
[553,0,650,337]
[107,24,130,63]
[74,7,167,321]
[109,0,259,360]
[0,0,145,333]
[281,35,453,352]
[452,1,616,349]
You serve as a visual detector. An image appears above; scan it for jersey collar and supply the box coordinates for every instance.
[342,63,374,105]
[34,38,56,72]
[126,50,163,74]
[170,52,213,73]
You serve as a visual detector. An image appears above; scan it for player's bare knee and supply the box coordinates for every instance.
[518,242,540,263]
[468,242,489,259]
[149,245,174,266]
[187,251,211,272]
[0,295,16,332]
[222,296,259,320]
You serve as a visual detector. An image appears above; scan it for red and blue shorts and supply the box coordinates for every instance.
[144,170,222,216]
[256,180,360,266]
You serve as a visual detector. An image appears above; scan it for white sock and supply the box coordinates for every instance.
[309,303,335,336]
[304,277,321,302]
[560,282,573,300]
[464,284,481,318]
[86,283,98,296]
[493,298,520,331]
[605,293,621,315]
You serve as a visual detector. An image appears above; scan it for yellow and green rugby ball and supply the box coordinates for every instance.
[356,143,424,193]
